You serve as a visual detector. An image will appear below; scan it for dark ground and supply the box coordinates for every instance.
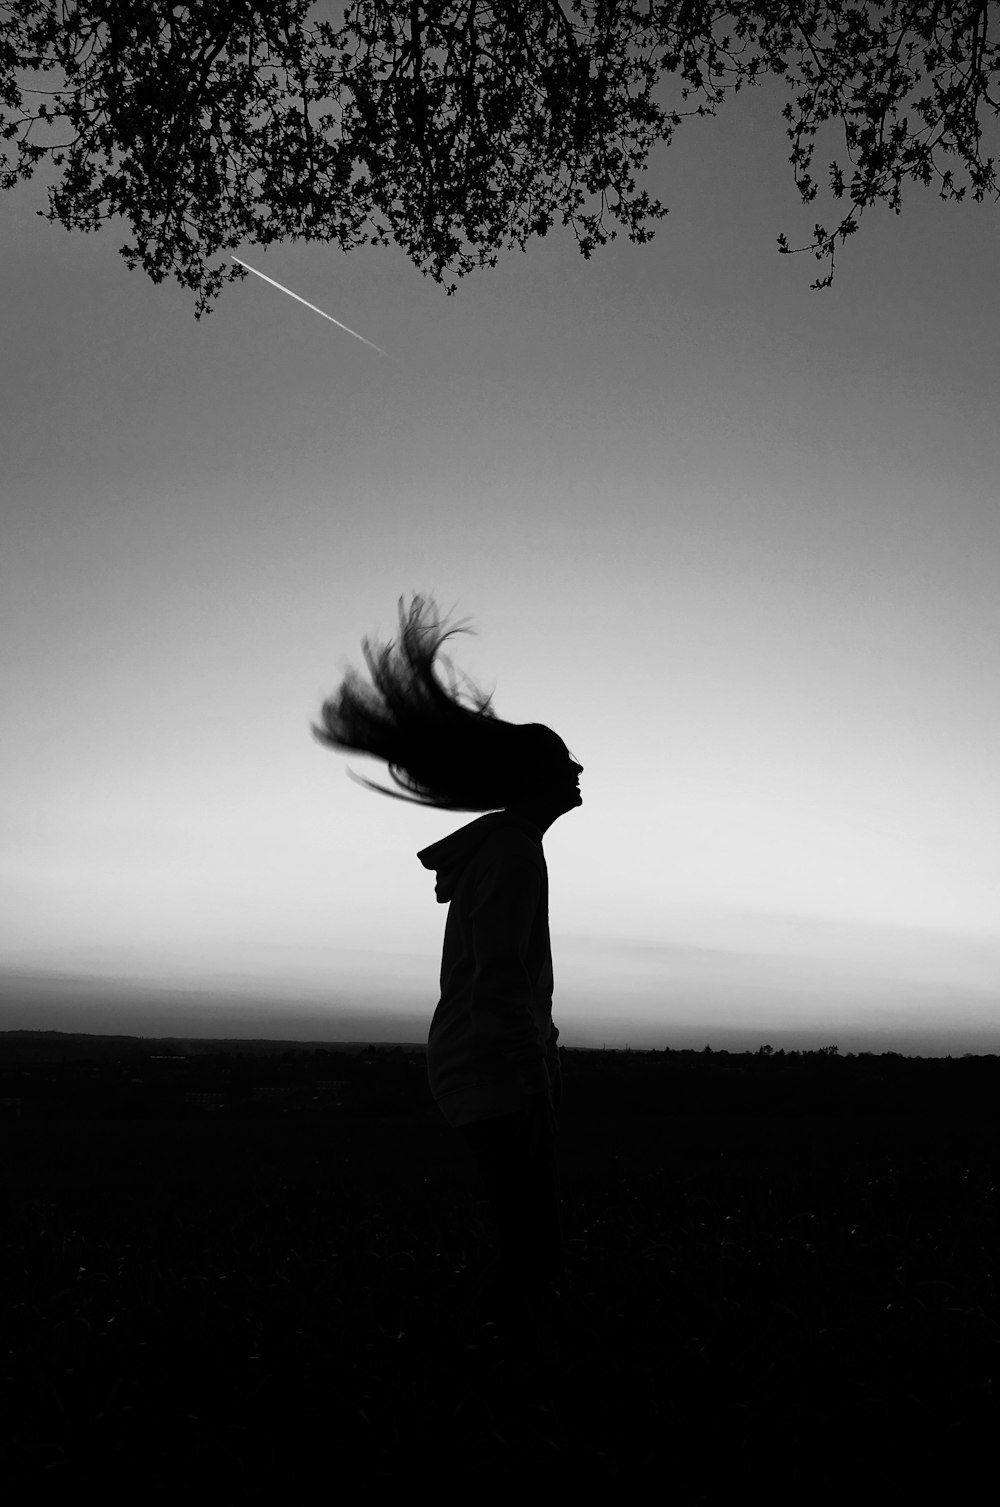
[2,1039,998,1500]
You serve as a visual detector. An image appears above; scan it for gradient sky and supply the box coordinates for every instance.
[3,67,999,1054]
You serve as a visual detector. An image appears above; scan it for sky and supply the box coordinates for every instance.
[3,56,1000,1055]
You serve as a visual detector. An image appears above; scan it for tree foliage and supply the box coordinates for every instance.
[2,1,997,314]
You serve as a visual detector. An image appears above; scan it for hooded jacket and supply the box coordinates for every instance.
[417,811,560,1128]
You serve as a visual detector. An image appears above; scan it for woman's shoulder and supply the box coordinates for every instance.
[475,822,546,871]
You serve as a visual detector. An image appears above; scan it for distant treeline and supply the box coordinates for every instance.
[1,1032,997,1124]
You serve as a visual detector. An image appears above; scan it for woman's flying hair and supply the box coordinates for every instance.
[311,594,560,811]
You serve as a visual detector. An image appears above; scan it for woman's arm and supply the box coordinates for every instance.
[468,849,550,1096]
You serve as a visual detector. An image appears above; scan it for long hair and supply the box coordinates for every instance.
[311,594,558,811]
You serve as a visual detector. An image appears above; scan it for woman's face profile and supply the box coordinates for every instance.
[539,741,583,808]
[509,728,583,824]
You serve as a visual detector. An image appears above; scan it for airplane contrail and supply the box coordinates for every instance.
[230,256,389,357]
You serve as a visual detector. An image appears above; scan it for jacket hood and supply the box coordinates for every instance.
[417,811,544,903]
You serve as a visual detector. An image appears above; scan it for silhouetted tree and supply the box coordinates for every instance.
[3,2,997,313]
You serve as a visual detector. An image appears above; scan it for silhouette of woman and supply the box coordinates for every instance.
[312,594,583,1356]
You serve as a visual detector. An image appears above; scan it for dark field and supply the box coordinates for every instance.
[3,1039,998,1500]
